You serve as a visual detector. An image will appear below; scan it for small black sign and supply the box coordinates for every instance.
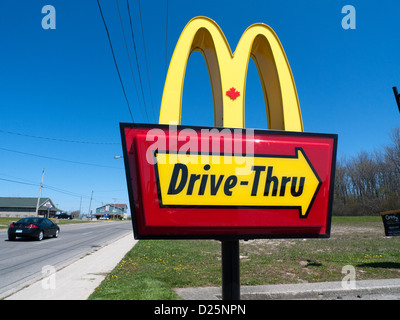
[381,211,400,236]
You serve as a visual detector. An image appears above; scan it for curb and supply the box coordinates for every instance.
[175,278,400,300]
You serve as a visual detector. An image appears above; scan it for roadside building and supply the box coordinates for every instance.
[95,203,128,220]
[0,197,61,218]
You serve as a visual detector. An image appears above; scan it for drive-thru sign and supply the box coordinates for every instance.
[121,124,337,239]
[120,16,337,300]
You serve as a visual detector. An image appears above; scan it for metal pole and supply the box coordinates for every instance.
[88,191,93,220]
[79,196,82,219]
[393,87,400,113]
[35,168,45,216]
[221,239,240,300]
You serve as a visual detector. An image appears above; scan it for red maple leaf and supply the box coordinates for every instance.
[226,87,240,100]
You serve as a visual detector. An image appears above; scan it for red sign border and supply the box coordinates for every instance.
[120,123,338,240]
[153,147,322,219]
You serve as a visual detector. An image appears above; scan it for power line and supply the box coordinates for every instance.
[0,176,97,200]
[0,146,122,170]
[0,172,44,186]
[0,175,84,198]
[0,177,38,187]
[96,0,135,122]
[0,129,119,145]
[126,0,151,123]
[44,184,93,199]
[138,0,157,122]
[115,0,148,122]
[0,171,118,201]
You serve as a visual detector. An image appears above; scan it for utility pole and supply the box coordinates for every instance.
[35,168,45,216]
[113,197,117,220]
[88,190,93,220]
[79,196,82,219]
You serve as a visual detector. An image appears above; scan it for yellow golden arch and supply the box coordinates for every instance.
[159,16,303,131]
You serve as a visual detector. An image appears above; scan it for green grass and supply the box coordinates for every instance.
[90,239,221,299]
[88,216,400,300]
[0,217,17,228]
[0,216,98,229]
[332,216,381,223]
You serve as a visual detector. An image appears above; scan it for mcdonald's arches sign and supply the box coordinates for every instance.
[120,17,337,239]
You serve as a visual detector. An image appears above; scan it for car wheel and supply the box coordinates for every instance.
[53,229,59,238]
[37,231,44,241]
[8,235,16,241]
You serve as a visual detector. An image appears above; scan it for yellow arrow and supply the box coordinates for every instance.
[155,147,321,218]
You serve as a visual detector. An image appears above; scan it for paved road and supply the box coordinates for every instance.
[0,220,132,298]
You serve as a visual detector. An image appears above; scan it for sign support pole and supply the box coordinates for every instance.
[221,239,240,300]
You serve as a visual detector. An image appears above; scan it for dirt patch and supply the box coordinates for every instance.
[237,220,400,285]
[241,221,384,253]
[331,223,382,236]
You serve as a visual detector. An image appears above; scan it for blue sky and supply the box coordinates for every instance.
[1,0,399,214]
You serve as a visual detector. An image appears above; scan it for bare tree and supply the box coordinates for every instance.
[333,128,400,215]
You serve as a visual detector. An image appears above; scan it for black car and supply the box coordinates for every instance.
[57,213,72,219]
[8,217,60,241]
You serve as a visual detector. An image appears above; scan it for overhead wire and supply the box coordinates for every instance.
[0,146,122,170]
[1,2,166,209]
[44,184,94,199]
[115,0,148,122]
[0,177,38,188]
[0,129,119,145]
[0,176,99,201]
[0,172,116,203]
[126,0,151,123]
[137,0,157,122]
[1,2,168,176]
[96,0,135,123]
